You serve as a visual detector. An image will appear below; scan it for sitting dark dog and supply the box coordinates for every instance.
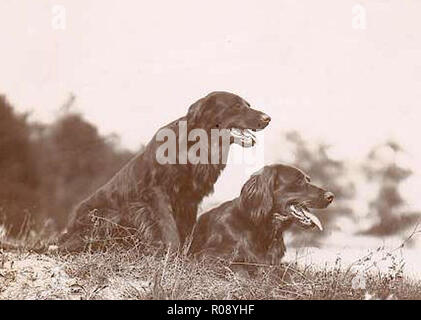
[190,164,334,271]
[60,91,271,252]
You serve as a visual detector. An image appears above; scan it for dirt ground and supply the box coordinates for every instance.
[0,251,152,300]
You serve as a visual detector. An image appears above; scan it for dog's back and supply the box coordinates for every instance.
[191,199,286,266]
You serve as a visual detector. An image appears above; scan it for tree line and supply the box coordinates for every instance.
[0,95,134,235]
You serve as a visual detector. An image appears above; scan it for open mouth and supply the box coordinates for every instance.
[287,203,323,231]
[230,128,260,147]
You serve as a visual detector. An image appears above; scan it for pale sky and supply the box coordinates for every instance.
[1,0,421,209]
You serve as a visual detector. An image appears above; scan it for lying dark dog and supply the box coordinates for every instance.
[60,92,270,251]
[190,164,334,270]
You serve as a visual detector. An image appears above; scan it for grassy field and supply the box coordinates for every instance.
[1,239,421,300]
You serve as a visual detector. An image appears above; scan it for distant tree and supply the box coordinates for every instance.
[0,96,40,235]
[360,141,418,235]
[0,94,135,235]
[36,112,134,228]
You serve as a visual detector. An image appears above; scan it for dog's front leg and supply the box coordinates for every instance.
[138,187,181,250]
[176,202,198,246]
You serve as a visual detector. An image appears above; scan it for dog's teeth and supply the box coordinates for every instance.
[243,129,256,139]
[289,204,323,231]
[303,210,323,231]
[230,128,241,136]
[230,128,257,147]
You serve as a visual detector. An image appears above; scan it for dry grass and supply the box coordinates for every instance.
[1,222,421,300]
[1,242,421,300]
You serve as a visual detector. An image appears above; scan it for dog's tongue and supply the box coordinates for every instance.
[303,208,323,231]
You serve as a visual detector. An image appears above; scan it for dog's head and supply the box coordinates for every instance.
[239,164,334,230]
[187,91,271,147]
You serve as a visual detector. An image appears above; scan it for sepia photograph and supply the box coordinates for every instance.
[0,0,421,305]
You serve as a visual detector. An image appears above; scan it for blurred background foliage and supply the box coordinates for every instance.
[0,94,419,238]
[0,95,133,235]
[280,132,419,241]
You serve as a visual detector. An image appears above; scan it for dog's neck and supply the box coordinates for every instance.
[234,200,293,238]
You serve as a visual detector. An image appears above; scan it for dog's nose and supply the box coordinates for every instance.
[260,114,271,124]
[324,192,334,203]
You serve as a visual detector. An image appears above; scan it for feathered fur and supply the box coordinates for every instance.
[190,164,334,273]
[60,91,270,252]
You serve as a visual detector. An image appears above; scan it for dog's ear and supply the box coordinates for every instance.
[240,166,276,225]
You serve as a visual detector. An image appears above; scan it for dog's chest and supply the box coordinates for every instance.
[170,163,225,200]
[191,164,225,195]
